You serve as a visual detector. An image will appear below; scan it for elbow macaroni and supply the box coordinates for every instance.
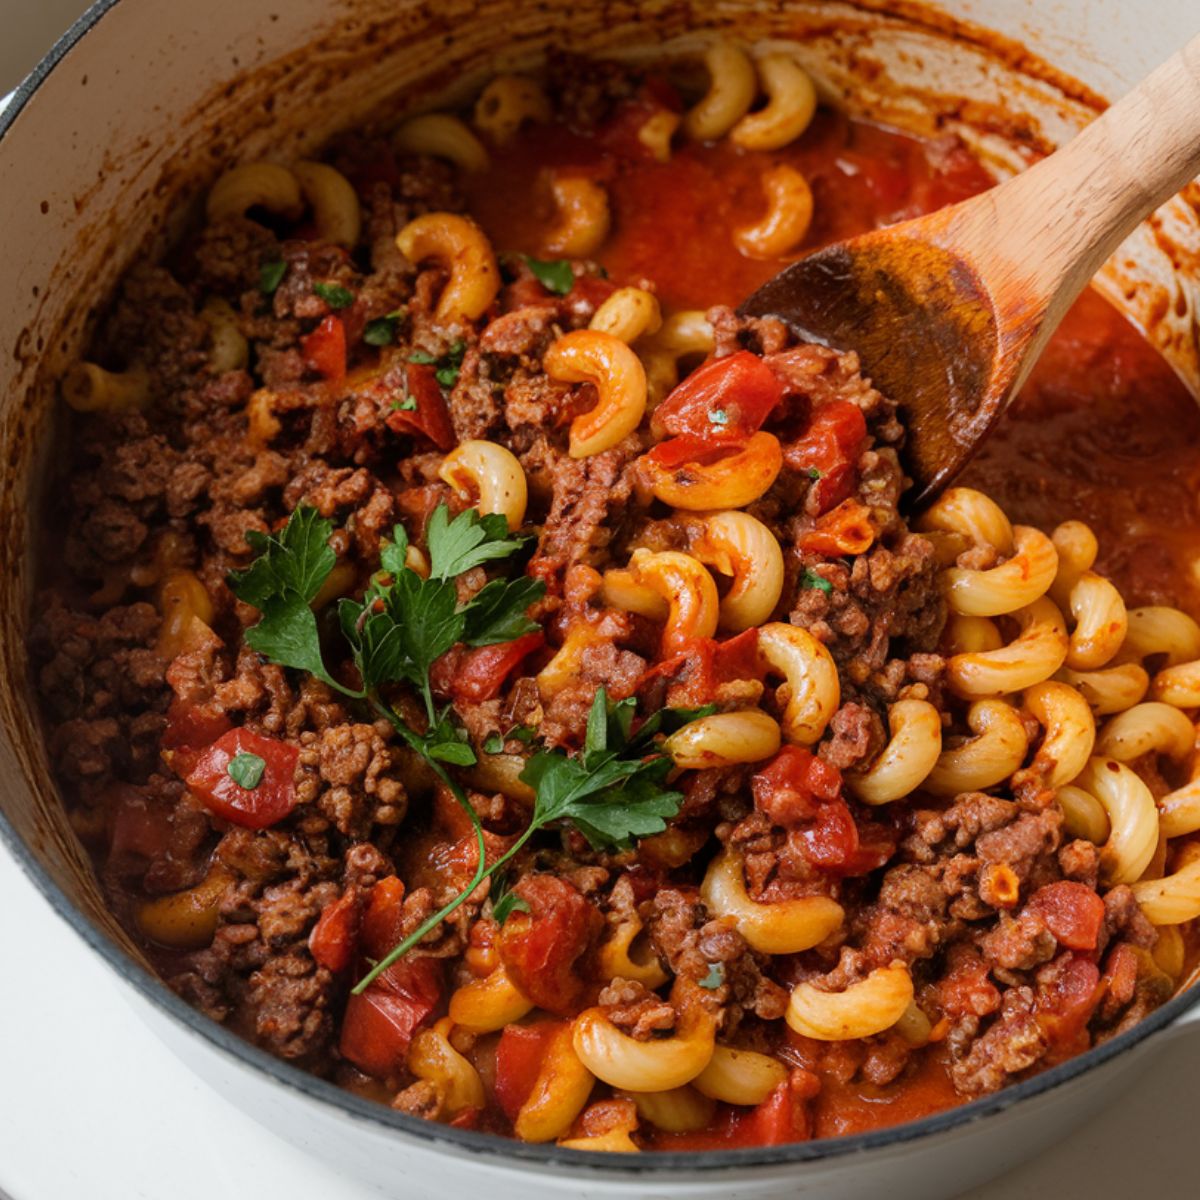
[730,54,818,151]
[396,212,500,322]
[734,165,813,260]
[848,698,943,805]
[684,41,758,141]
[544,329,648,457]
[786,962,914,1041]
[665,710,781,769]
[438,440,529,530]
[689,510,785,631]
[473,75,551,143]
[924,698,1029,795]
[701,847,843,953]
[1073,756,1160,885]
[543,173,611,258]
[394,113,490,172]
[757,622,840,745]
[627,548,720,655]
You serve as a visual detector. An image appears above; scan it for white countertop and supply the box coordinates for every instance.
[1,846,1197,1200]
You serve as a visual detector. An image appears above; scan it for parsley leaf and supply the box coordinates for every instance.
[699,962,725,989]
[364,310,404,346]
[227,507,354,694]
[227,752,266,789]
[483,732,505,755]
[801,567,833,595]
[461,577,543,646]
[313,281,355,310]
[519,689,684,852]
[409,341,467,388]
[260,260,287,294]
[490,874,531,924]
[522,255,575,296]
[807,467,823,480]
[426,506,530,581]
[424,711,477,766]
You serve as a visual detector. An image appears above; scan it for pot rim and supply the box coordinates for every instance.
[2,0,1198,1176]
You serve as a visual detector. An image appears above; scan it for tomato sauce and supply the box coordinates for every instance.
[466,106,1200,1136]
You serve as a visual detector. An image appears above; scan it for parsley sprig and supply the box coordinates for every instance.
[228,504,696,996]
[354,688,696,992]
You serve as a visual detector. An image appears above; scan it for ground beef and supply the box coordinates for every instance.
[599,978,677,1039]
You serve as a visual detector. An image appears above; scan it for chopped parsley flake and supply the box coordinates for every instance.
[483,732,505,755]
[226,751,266,790]
[259,260,287,295]
[313,281,355,310]
[709,408,730,427]
[699,962,725,989]
[363,310,404,346]
[521,254,575,296]
[802,568,833,595]
[807,467,823,480]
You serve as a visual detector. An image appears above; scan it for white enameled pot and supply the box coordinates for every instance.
[1,3,1199,1197]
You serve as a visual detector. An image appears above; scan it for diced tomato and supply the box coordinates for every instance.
[107,786,174,862]
[384,362,457,451]
[1036,955,1102,1058]
[494,1020,562,1120]
[653,351,784,442]
[360,876,407,961]
[161,699,233,776]
[449,1107,483,1130]
[338,956,444,1079]
[309,887,362,973]
[800,498,876,557]
[184,728,299,830]
[301,314,347,381]
[1100,942,1141,1011]
[652,1070,816,1150]
[752,747,894,875]
[1027,882,1106,952]
[637,628,763,708]
[499,875,603,1015]
[937,946,1002,1019]
[433,631,545,704]
[785,400,867,514]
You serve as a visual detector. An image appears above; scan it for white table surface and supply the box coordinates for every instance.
[1,846,1197,1200]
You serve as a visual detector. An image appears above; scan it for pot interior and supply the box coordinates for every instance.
[0,0,1196,1109]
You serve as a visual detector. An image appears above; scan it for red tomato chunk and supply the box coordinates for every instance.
[185,728,299,830]
[308,888,362,974]
[654,351,784,442]
[339,957,444,1078]
[1027,881,1106,951]
[752,747,894,875]
[494,1020,562,1120]
[301,314,347,381]
[384,361,457,450]
[499,875,602,1015]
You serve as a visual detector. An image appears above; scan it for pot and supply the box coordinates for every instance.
[1,2,1198,1197]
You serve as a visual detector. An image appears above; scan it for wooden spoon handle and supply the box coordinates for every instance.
[953,32,1200,325]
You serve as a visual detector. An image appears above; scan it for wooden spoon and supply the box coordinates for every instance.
[740,34,1200,508]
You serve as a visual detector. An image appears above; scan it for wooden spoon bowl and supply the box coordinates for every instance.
[742,33,1200,508]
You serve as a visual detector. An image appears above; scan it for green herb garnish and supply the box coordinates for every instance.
[259,260,287,295]
[226,752,266,790]
[409,340,467,389]
[364,310,404,346]
[483,732,505,755]
[699,962,725,989]
[801,567,833,595]
[522,254,574,296]
[709,408,729,427]
[313,281,355,310]
[807,467,823,480]
[229,504,691,996]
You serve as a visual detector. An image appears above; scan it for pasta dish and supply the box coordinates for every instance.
[33,45,1200,1150]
